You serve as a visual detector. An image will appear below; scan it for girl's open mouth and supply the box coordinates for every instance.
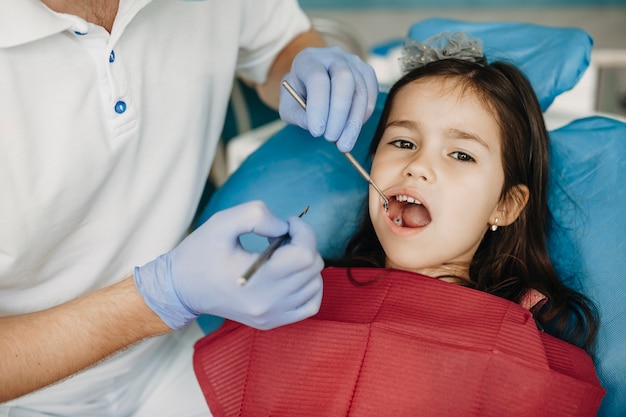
[387,194,432,228]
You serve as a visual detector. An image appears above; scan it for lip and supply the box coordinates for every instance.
[380,186,431,235]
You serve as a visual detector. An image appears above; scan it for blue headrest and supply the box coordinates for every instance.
[406,17,593,111]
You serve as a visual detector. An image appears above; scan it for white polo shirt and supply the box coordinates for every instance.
[0,0,310,313]
[0,0,310,407]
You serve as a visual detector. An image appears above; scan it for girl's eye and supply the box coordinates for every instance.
[390,139,416,150]
[450,151,475,162]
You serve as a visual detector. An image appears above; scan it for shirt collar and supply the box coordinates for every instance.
[0,0,74,48]
[0,0,155,49]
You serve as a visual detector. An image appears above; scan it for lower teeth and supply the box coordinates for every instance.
[393,217,403,226]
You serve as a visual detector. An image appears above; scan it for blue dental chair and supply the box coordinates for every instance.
[194,18,626,416]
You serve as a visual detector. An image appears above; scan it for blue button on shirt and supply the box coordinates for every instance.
[114,101,127,114]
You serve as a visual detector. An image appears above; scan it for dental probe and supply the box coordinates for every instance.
[237,206,309,286]
[281,80,389,211]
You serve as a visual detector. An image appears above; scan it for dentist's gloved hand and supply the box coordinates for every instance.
[134,201,324,331]
[279,46,379,153]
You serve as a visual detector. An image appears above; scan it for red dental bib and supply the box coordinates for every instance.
[193,267,605,417]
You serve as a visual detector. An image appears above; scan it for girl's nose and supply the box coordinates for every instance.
[402,150,436,182]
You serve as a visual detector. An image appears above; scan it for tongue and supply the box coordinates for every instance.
[402,204,431,227]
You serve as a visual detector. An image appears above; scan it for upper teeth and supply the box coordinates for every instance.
[395,195,422,204]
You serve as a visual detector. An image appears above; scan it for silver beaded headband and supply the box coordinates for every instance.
[400,32,484,74]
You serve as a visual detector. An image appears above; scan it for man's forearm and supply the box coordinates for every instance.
[256,28,326,109]
[0,276,171,402]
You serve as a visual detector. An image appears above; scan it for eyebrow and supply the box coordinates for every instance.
[385,119,492,151]
[385,119,418,131]
[446,128,491,151]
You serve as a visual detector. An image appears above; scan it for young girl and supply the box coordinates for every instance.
[193,33,605,416]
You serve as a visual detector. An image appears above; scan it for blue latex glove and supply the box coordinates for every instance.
[279,46,379,153]
[134,201,324,331]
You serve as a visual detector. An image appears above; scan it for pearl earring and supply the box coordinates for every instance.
[491,217,499,232]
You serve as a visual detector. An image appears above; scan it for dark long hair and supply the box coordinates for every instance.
[327,59,599,354]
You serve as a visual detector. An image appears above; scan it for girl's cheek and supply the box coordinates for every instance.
[369,164,383,183]
[371,159,395,184]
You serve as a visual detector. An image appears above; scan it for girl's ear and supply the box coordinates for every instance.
[492,184,529,226]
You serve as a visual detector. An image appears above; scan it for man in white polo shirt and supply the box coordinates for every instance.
[0,0,379,415]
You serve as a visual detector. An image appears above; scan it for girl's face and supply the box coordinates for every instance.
[369,77,506,280]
